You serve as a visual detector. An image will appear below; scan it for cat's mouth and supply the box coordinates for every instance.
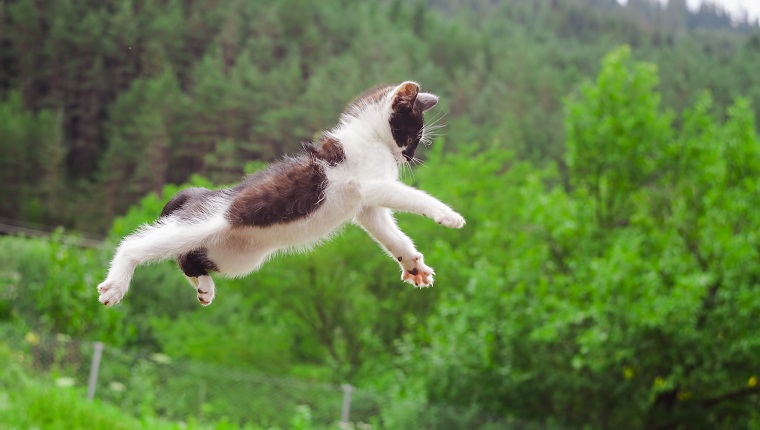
[401,148,415,162]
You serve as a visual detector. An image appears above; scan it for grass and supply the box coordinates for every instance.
[0,342,189,430]
[0,340,341,430]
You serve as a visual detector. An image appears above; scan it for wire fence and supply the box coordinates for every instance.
[10,332,538,429]
[14,333,382,429]
[0,217,104,248]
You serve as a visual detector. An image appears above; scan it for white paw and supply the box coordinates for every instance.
[401,253,435,288]
[97,279,128,307]
[196,276,216,306]
[432,209,465,229]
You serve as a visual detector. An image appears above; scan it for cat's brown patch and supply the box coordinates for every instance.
[160,187,223,221]
[392,82,420,110]
[302,136,346,166]
[160,188,215,218]
[225,157,327,228]
[160,190,194,218]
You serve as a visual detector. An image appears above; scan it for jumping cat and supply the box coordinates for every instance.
[97,81,465,307]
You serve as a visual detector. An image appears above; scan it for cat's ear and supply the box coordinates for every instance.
[416,92,438,112]
[392,81,420,111]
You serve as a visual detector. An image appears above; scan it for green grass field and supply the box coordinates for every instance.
[0,341,338,430]
[0,342,186,430]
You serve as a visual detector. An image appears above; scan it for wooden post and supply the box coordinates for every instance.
[87,341,104,401]
[340,384,353,427]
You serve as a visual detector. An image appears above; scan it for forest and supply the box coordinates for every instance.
[2,0,760,428]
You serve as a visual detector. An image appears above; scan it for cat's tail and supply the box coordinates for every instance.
[97,215,228,306]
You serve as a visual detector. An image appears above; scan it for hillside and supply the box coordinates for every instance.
[1,0,759,233]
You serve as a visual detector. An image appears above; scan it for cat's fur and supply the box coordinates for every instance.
[97,81,465,307]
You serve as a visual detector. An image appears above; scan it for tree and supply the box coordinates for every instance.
[392,48,760,429]
[565,45,673,227]
[99,71,184,228]
[0,92,63,223]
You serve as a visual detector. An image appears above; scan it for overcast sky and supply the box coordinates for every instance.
[619,0,760,21]
[687,0,760,21]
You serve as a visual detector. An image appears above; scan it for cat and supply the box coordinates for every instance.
[97,81,465,307]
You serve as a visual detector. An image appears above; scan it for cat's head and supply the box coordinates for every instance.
[389,82,439,163]
[346,81,439,164]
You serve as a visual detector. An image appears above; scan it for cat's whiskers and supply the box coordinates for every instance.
[421,129,445,147]
[411,157,426,168]
[402,160,416,181]
[421,110,448,147]
[425,109,447,128]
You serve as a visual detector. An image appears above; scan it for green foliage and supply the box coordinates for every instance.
[0,234,130,345]
[3,0,760,426]
[5,44,760,427]
[149,294,295,374]
[391,48,760,430]
[565,45,673,226]
[0,338,338,430]
[2,0,760,231]
[0,91,63,224]
[0,341,183,430]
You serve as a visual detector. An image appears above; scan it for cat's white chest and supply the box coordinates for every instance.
[342,144,399,182]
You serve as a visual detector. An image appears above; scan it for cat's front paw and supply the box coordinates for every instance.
[401,253,435,288]
[97,279,128,307]
[432,209,465,229]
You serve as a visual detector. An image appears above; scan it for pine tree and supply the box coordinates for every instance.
[99,71,183,225]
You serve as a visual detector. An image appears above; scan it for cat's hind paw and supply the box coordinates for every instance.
[97,279,128,307]
[401,254,435,288]
[195,275,216,306]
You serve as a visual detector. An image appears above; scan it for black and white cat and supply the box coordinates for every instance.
[97,81,465,307]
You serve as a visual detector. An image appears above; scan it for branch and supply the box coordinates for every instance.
[676,226,722,330]
[546,234,571,274]
[677,226,708,271]
[703,385,760,408]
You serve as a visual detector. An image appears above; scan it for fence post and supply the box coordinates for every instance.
[87,341,104,401]
[340,383,353,427]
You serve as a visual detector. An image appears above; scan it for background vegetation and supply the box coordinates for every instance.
[1,0,760,428]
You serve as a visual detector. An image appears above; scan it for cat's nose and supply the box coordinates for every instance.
[402,149,413,161]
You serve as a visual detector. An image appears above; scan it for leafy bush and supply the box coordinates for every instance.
[0,233,130,345]
[392,47,760,429]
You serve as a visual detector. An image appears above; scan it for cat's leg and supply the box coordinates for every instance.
[185,275,216,306]
[355,206,435,287]
[361,181,465,229]
[97,217,226,306]
[177,249,218,306]
[185,276,216,305]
